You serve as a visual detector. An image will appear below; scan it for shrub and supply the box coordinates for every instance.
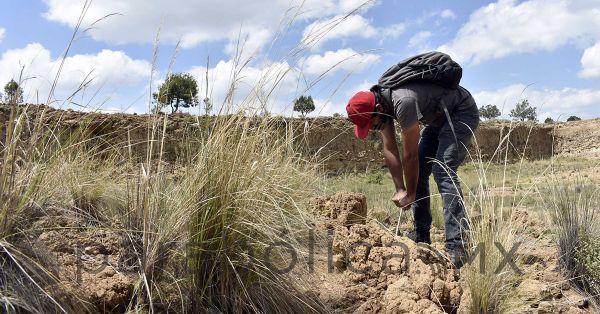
[576,235,600,292]
[367,171,384,185]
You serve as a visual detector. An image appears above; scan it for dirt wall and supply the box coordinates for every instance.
[0,104,574,173]
[299,118,556,172]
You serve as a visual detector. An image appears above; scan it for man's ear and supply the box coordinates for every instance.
[375,103,385,113]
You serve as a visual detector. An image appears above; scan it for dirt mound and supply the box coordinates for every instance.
[311,192,462,313]
[18,205,137,312]
[310,194,597,314]
[310,192,368,228]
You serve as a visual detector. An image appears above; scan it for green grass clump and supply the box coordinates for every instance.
[576,235,600,292]
[542,184,600,308]
[185,115,323,313]
[366,171,384,185]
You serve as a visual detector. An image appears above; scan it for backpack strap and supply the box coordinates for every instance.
[440,90,460,157]
[370,85,394,115]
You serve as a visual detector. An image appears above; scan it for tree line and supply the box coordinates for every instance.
[0,78,585,122]
[478,100,581,123]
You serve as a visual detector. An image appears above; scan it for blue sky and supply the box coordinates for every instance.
[1,0,599,120]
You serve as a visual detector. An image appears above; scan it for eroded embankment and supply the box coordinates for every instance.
[0,104,585,173]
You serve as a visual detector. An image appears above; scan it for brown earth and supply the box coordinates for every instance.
[14,205,137,312]
[553,118,600,158]
[309,193,462,313]
[309,192,596,314]
[4,104,598,173]
[4,193,597,313]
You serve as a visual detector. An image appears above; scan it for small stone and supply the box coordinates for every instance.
[333,254,346,270]
[538,301,555,313]
[577,299,589,309]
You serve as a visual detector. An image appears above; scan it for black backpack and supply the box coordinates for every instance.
[371,51,463,114]
[378,51,462,90]
[370,52,464,138]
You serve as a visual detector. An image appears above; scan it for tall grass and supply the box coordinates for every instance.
[540,183,600,308]
[0,101,89,312]
[458,122,529,314]
[1,89,327,313]
[185,115,322,312]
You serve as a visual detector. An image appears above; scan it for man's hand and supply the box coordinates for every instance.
[392,189,415,210]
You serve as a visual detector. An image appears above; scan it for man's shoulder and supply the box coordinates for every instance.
[391,86,418,102]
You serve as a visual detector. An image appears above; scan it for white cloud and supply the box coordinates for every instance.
[579,42,600,79]
[338,0,377,13]
[439,0,600,64]
[223,28,273,61]
[310,97,343,117]
[380,23,406,39]
[187,59,302,114]
[302,14,404,49]
[473,84,600,120]
[0,28,5,42]
[440,9,457,19]
[42,0,371,54]
[185,50,375,115]
[0,43,151,106]
[408,31,432,49]
[300,48,380,76]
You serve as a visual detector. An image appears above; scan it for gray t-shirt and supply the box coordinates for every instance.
[393,82,475,129]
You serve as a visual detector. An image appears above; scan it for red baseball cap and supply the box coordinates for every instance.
[346,91,375,139]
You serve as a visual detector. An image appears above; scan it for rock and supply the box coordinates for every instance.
[311,192,367,228]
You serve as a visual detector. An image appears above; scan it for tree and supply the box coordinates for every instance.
[479,104,501,120]
[509,99,537,121]
[567,116,582,122]
[293,95,315,117]
[4,79,24,104]
[544,117,554,124]
[153,73,199,114]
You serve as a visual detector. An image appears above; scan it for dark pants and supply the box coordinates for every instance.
[412,105,479,250]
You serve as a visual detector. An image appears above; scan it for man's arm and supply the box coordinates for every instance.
[381,121,405,192]
[400,122,420,204]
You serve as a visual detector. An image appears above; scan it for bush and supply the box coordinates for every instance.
[576,235,600,292]
[367,171,384,185]
[544,117,554,124]
[567,116,582,122]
